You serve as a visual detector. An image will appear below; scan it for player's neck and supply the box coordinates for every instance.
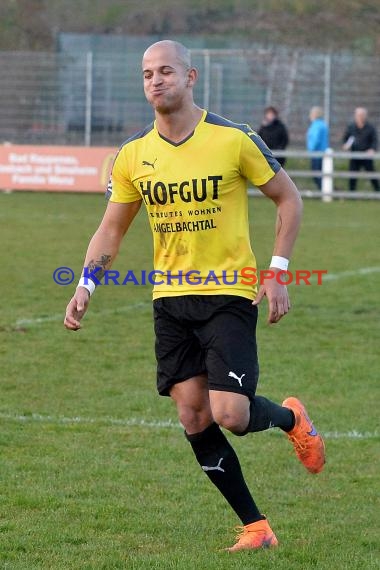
[155,105,203,144]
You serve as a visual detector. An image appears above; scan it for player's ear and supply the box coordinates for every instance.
[186,67,198,87]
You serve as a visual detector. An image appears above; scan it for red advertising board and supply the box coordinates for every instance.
[0,144,117,192]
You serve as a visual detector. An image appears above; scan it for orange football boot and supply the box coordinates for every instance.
[226,519,278,552]
[282,397,325,474]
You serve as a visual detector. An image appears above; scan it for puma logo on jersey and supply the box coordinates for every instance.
[142,158,157,169]
[228,371,245,387]
[201,457,225,473]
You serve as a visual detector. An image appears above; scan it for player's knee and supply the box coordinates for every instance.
[213,411,247,434]
[177,405,212,434]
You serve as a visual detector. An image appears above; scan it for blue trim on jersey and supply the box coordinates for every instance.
[205,112,249,130]
[105,123,154,200]
[121,122,154,147]
[205,112,281,174]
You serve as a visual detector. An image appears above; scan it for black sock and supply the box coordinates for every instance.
[186,422,264,525]
[241,396,295,434]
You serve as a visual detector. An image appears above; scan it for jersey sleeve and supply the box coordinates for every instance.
[239,126,281,187]
[107,146,141,203]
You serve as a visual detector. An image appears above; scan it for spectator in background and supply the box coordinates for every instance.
[306,106,329,190]
[258,106,289,167]
[342,107,379,192]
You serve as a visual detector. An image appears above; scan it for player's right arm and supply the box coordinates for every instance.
[64,199,142,331]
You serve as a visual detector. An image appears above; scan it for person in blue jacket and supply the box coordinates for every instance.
[306,106,329,190]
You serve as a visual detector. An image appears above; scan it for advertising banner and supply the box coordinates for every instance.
[0,144,117,192]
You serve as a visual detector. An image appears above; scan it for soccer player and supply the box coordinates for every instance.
[64,40,325,551]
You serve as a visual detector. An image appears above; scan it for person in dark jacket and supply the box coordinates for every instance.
[258,106,289,167]
[342,107,379,191]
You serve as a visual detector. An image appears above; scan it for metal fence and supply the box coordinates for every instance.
[1,48,380,150]
[270,150,380,199]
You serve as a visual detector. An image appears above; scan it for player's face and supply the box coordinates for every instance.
[142,47,192,114]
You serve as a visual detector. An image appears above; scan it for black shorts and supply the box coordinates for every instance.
[153,295,259,399]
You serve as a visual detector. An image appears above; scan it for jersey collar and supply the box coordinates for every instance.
[155,109,207,147]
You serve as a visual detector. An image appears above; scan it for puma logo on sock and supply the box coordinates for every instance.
[201,457,225,473]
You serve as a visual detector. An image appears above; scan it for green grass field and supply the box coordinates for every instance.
[1,192,379,569]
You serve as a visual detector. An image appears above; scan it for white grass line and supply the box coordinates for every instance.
[15,301,150,327]
[0,412,378,440]
[321,430,379,440]
[320,266,380,282]
[0,412,180,429]
[289,265,380,286]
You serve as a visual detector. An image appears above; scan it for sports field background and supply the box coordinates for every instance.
[1,192,379,569]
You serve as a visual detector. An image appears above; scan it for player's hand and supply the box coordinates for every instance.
[64,287,90,330]
[252,269,290,324]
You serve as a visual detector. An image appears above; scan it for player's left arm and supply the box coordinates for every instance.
[254,168,303,324]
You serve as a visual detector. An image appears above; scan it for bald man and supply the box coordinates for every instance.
[343,107,379,191]
[64,41,325,551]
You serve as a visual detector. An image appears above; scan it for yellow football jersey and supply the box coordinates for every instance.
[108,110,280,300]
